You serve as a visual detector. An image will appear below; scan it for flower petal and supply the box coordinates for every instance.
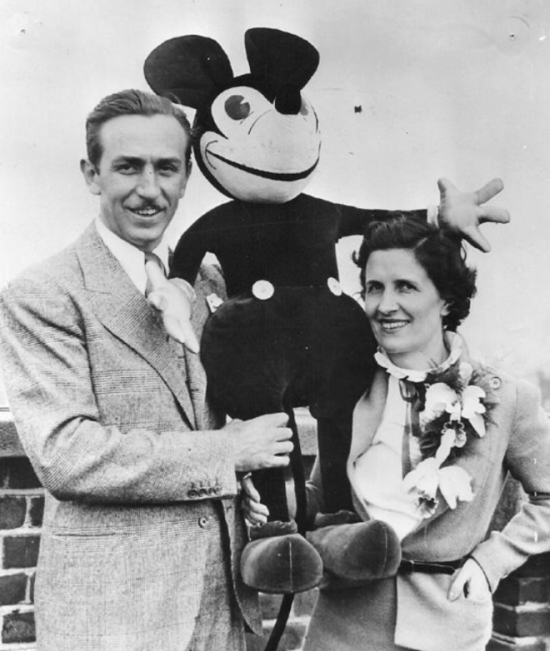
[466,412,486,438]
[434,428,456,465]
[459,362,474,384]
[404,458,439,499]
[438,466,474,509]
[423,383,459,421]
[462,386,486,417]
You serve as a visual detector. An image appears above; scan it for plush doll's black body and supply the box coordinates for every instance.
[173,194,426,516]
[145,27,425,596]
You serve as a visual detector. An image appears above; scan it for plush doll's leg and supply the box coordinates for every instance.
[202,296,323,593]
[306,520,402,590]
[316,415,354,514]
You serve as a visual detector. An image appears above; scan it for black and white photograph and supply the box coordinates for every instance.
[1,1,550,650]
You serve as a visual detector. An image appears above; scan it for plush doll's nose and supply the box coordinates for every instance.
[274,83,302,115]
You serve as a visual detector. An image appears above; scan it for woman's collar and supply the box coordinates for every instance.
[374,331,463,383]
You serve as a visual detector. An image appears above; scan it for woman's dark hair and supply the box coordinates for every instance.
[353,214,477,332]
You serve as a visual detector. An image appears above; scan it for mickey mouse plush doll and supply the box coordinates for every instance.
[144,27,508,596]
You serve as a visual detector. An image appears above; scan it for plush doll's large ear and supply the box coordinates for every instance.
[245,28,319,109]
[144,35,234,110]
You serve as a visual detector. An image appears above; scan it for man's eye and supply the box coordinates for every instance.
[159,165,177,175]
[116,164,136,174]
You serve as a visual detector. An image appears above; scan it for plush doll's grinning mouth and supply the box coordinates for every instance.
[206,149,319,181]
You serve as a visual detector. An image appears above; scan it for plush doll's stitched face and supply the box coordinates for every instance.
[198,85,321,204]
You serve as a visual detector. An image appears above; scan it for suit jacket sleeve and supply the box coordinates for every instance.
[0,273,238,505]
[470,379,550,591]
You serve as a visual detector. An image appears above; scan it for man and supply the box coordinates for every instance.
[0,89,293,651]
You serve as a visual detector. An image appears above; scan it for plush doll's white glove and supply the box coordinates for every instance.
[145,260,200,354]
[437,178,510,252]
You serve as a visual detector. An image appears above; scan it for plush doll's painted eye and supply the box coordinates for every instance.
[225,95,251,120]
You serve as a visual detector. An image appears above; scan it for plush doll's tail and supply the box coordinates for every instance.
[283,393,308,535]
[261,395,307,651]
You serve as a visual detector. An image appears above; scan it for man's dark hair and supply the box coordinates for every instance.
[353,215,477,332]
[85,89,192,171]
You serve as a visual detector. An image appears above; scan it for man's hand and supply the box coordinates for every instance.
[437,177,510,252]
[145,260,200,354]
[226,412,293,472]
[448,558,491,602]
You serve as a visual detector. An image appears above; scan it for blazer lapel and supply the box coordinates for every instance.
[347,369,388,520]
[75,224,197,428]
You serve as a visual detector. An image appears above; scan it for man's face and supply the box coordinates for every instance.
[82,114,190,252]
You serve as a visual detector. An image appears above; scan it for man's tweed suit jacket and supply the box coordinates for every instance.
[0,223,261,651]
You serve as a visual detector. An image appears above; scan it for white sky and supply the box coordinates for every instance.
[1,0,550,388]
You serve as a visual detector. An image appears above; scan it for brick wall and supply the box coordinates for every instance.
[0,411,42,651]
[1,409,550,651]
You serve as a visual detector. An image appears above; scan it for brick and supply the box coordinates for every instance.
[1,610,35,644]
[513,553,550,579]
[487,633,546,651]
[494,575,550,606]
[266,619,308,651]
[293,588,318,617]
[493,602,550,637]
[259,592,284,620]
[0,410,24,457]
[248,619,308,651]
[0,458,42,490]
[0,496,26,529]
[29,572,35,603]
[0,573,26,605]
[3,535,40,569]
[28,495,45,527]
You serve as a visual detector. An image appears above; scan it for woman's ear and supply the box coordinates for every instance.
[80,159,101,196]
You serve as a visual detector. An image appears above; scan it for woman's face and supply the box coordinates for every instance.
[364,248,449,369]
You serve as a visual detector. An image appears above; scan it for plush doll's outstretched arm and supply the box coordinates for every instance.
[336,178,509,250]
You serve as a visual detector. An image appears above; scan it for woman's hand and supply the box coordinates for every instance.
[241,474,270,528]
[447,558,491,602]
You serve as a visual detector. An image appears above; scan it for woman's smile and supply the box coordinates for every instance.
[364,248,449,370]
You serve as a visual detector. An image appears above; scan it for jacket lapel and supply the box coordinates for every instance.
[75,224,197,428]
[347,369,388,520]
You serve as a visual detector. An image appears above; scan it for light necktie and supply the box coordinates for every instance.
[144,252,167,296]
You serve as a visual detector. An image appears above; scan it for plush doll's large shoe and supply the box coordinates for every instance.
[240,520,324,594]
[306,515,401,588]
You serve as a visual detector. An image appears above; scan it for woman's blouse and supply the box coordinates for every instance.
[353,333,462,540]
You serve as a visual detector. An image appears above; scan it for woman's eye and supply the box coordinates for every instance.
[365,283,382,294]
[398,282,415,292]
[225,95,251,120]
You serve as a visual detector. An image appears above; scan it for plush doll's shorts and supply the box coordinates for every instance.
[200,285,377,420]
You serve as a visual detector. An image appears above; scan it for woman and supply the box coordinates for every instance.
[245,216,550,650]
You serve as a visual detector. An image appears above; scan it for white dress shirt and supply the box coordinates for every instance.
[95,217,170,295]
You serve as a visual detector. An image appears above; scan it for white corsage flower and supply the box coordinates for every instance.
[461,385,487,437]
[404,454,474,518]
[422,383,459,424]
